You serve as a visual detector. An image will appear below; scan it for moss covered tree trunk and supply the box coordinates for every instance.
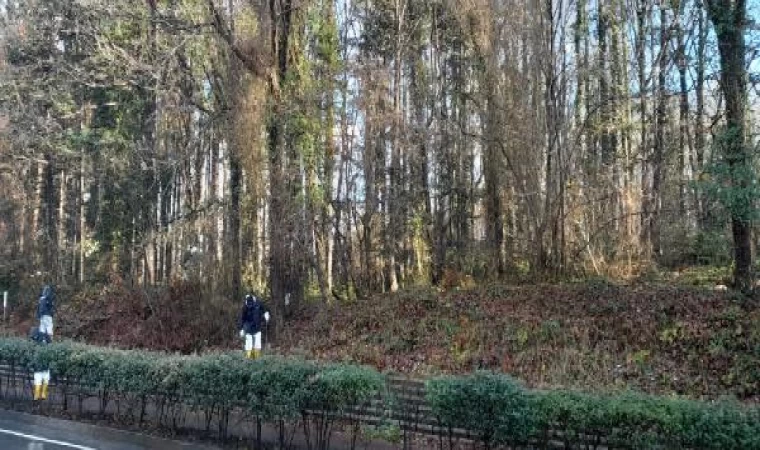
[705,0,752,291]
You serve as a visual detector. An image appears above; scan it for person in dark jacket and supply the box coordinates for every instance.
[29,328,51,401]
[37,285,56,336]
[238,294,270,359]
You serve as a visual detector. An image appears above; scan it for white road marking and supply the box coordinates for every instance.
[0,427,96,450]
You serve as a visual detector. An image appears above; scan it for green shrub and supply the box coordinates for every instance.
[307,363,384,413]
[0,338,387,439]
[38,340,79,376]
[64,345,115,389]
[0,338,758,449]
[302,363,385,449]
[0,338,34,370]
[181,353,248,409]
[426,371,534,447]
[105,350,161,397]
[531,390,611,445]
[676,400,760,450]
[246,356,318,421]
[532,389,760,449]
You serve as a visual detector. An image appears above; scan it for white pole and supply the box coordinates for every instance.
[2,291,7,322]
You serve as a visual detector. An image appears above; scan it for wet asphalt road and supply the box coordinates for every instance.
[0,409,220,450]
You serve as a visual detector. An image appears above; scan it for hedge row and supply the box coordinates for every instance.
[426,372,760,450]
[0,338,383,449]
[0,338,757,449]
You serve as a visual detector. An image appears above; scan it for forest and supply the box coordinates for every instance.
[0,0,758,332]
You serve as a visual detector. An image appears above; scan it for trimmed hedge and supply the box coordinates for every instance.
[426,372,534,448]
[0,338,757,449]
[0,338,383,449]
[426,371,760,450]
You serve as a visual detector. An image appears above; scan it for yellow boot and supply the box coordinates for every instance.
[245,350,253,359]
[41,383,48,400]
[252,349,260,360]
[33,384,41,401]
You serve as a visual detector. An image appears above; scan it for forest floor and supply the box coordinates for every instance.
[5,266,759,402]
[277,276,760,401]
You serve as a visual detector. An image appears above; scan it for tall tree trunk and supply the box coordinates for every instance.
[543,0,559,271]
[258,202,266,289]
[267,0,307,327]
[268,117,288,323]
[637,0,651,255]
[705,0,752,290]
[43,153,58,279]
[140,0,159,285]
[335,56,352,295]
[226,0,242,300]
[609,0,622,234]
[32,161,44,264]
[386,0,404,292]
[228,149,242,298]
[431,34,450,285]
[322,17,336,294]
[79,152,87,284]
[483,46,504,277]
[651,4,669,257]
[484,133,504,276]
[597,2,611,166]
[676,11,691,220]
[619,2,634,242]
[362,119,379,292]
[596,0,618,254]
[18,166,28,257]
[575,0,586,157]
[695,3,708,229]
[58,169,67,281]
[209,140,220,265]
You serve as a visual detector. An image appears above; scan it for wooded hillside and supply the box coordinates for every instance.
[0,0,758,312]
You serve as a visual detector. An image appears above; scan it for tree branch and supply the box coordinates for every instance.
[206,0,266,77]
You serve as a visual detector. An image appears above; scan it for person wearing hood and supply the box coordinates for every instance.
[37,284,56,336]
[238,294,270,359]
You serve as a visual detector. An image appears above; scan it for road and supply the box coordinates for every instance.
[0,408,220,450]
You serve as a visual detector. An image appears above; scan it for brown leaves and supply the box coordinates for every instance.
[21,279,759,401]
[277,283,760,400]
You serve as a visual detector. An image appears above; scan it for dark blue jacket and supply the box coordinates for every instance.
[36,285,56,319]
[239,299,268,334]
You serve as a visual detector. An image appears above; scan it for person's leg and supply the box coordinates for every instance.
[253,332,262,359]
[40,316,53,336]
[245,333,253,359]
[33,372,42,400]
[41,370,50,400]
